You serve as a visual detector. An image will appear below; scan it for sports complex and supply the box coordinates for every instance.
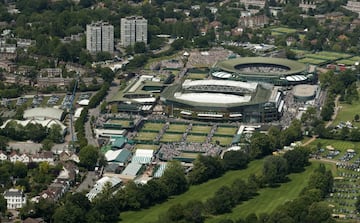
[161,79,284,122]
[211,57,315,85]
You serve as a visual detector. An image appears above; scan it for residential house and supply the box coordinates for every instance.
[9,152,22,163]
[20,153,31,163]
[0,60,16,72]
[0,151,7,161]
[31,151,54,164]
[23,217,46,223]
[59,151,80,163]
[3,189,26,209]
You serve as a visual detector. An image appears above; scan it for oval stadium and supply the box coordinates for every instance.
[161,79,284,123]
[212,57,315,85]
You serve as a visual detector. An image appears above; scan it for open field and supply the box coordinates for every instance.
[333,98,360,128]
[216,127,238,135]
[120,159,264,223]
[191,125,212,134]
[271,27,297,34]
[186,134,207,143]
[160,133,183,143]
[212,136,233,146]
[135,144,160,151]
[134,132,158,141]
[142,122,164,131]
[167,124,188,133]
[206,162,331,222]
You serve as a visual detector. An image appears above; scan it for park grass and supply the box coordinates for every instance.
[134,132,158,141]
[216,127,238,136]
[271,27,297,34]
[298,57,327,65]
[160,133,183,143]
[333,98,360,128]
[186,134,206,143]
[167,124,188,133]
[212,136,233,146]
[120,159,264,223]
[142,122,164,131]
[191,125,212,134]
[206,162,329,223]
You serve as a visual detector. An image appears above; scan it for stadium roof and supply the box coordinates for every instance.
[122,163,142,177]
[24,107,64,121]
[182,79,258,92]
[105,149,131,163]
[215,57,307,76]
[1,119,67,134]
[174,92,252,104]
[86,176,122,201]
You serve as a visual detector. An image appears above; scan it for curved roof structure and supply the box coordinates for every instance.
[182,79,258,93]
[215,57,307,76]
[24,107,64,121]
[293,84,317,98]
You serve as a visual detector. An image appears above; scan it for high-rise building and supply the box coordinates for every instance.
[86,21,114,54]
[120,16,148,47]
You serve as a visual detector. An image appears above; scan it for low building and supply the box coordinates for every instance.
[3,189,26,209]
[32,151,54,164]
[0,151,7,161]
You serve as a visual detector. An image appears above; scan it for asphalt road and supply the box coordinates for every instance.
[85,79,121,147]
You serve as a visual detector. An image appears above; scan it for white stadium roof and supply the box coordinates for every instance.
[286,75,307,82]
[212,71,232,79]
[24,107,64,121]
[1,119,67,134]
[182,79,258,92]
[86,176,122,201]
[105,149,123,162]
[174,92,251,104]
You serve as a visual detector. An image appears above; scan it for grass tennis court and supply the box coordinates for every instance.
[271,27,297,34]
[160,133,183,143]
[142,122,164,131]
[167,124,188,133]
[187,73,208,80]
[134,132,158,141]
[107,119,132,128]
[186,134,206,143]
[135,144,159,151]
[298,58,327,65]
[216,127,238,135]
[178,152,200,159]
[191,125,212,134]
[212,136,233,146]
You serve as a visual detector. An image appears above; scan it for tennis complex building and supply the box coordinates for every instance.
[212,57,315,85]
[161,79,284,122]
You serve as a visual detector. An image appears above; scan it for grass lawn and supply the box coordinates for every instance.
[186,134,206,143]
[333,99,360,128]
[216,127,237,136]
[160,133,183,143]
[206,162,329,222]
[107,119,132,128]
[120,160,264,223]
[271,27,297,34]
[142,122,164,131]
[212,136,233,146]
[134,132,158,141]
[167,124,188,133]
[298,57,327,65]
[191,125,212,134]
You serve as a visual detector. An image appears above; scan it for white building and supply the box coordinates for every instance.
[86,21,114,54]
[120,16,147,47]
[0,151,7,161]
[3,189,26,209]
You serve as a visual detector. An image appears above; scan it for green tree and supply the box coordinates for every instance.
[249,132,273,158]
[13,161,28,178]
[133,42,147,54]
[306,202,334,223]
[283,147,309,173]
[79,145,99,170]
[47,124,63,143]
[161,161,188,195]
[0,195,6,216]
[223,150,249,170]
[262,156,288,186]
[188,155,224,185]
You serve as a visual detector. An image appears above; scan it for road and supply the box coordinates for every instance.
[85,79,121,147]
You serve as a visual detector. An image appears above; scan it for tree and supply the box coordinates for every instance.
[0,195,6,216]
[355,114,360,122]
[133,42,147,54]
[205,186,234,214]
[283,147,309,173]
[306,202,334,223]
[13,161,28,178]
[161,161,188,195]
[47,124,63,143]
[249,132,273,159]
[79,145,99,170]
[262,156,288,186]
[188,155,224,185]
[222,150,249,170]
